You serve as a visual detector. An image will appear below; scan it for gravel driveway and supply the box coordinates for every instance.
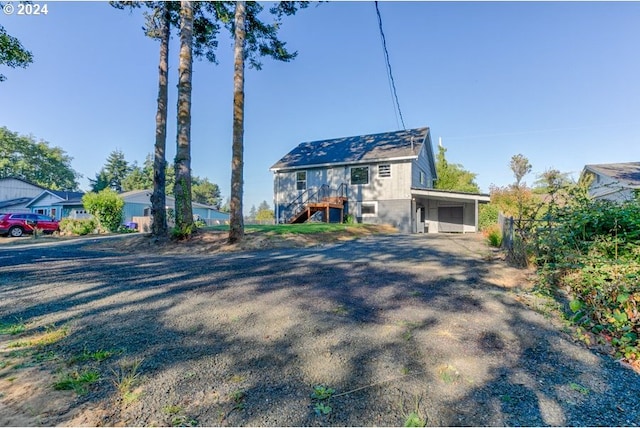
[0,233,638,426]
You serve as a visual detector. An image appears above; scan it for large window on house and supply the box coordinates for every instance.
[296,171,307,191]
[351,166,369,185]
[378,164,391,178]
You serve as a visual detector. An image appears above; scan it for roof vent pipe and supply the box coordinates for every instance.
[439,137,443,147]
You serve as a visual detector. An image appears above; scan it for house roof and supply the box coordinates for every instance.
[26,190,85,207]
[0,176,48,190]
[271,127,430,171]
[0,197,33,209]
[583,162,640,187]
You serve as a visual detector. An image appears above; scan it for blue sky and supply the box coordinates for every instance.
[2,1,639,211]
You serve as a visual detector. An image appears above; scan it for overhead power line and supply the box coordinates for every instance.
[374,1,406,130]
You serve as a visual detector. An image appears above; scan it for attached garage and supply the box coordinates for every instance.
[411,188,490,234]
[437,206,464,233]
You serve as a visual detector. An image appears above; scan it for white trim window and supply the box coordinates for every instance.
[350,166,369,185]
[419,170,426,185]
[296,171,307,191]
[360,201,377,217]
[378,164,391,178]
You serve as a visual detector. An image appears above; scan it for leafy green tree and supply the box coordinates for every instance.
[91,149,131,192]
[434,144,480,193]
[227,1,309,243]
[0,25,33,82]
[82,189,125,233]
[191,177,221,207]
[255,200,274,223]
[0,127,79,190]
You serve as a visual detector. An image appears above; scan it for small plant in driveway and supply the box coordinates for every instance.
[311,384,335,416]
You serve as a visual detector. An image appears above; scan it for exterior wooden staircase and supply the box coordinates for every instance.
[285,184,348,224]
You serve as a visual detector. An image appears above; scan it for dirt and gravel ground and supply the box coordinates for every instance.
[0,230,639,427]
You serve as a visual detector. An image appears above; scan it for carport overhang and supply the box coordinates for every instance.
[410,188,490,233]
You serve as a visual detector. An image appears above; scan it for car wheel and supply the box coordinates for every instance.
[9,226,24,237]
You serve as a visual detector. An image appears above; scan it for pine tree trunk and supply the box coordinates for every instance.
[228,0,246,244]
[174,0,194,237]
[151,4,170,240]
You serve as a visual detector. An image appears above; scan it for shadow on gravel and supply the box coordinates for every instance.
[0,234,638,426]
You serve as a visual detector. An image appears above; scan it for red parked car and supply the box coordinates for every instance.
[0,213,60,237]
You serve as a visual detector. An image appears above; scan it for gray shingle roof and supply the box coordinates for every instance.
[271,127,429,171]
[585,162,640,186]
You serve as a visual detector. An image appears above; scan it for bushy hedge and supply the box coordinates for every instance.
[82,189,124,233]
[59,218,97,236]
[531,198,640,361]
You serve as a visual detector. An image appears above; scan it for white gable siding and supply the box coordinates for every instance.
[588,172,637,202]
[0,178,44,201]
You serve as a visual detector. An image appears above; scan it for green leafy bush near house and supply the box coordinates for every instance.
[59,218,97,236]
[82,189,124,233]
[530,198,640,361]
[478,203,499,232]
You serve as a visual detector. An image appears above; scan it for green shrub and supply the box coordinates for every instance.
[82,189,124,233]
[478,203,499,231]
[343,214,355,224]
[59,218,97,236]
[483,224,502,247]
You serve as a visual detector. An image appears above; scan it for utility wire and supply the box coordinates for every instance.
[374,1,406,130]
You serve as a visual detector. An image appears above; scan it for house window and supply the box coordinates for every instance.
[296,171,307,191]
[361,201,377,217]
[351,166,369,185]
[419,170,426,185]
[35,209,46,215]
[378,164,391,178]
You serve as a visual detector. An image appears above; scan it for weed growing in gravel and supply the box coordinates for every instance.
[438,365,460,384]
[53,369,100,395]
[73,347,117,363]
[404,412,426,427]
[163,404,183,415]
[163,404,197,427]
[314,402,332,416]
[231,389,246,410]
[311,385,335,416]
[0,320,26,335]
[569,382,590,395]
[401,393,427,427]
[11,324,69,349]
[311,385,335,400]
[112,357,143,404]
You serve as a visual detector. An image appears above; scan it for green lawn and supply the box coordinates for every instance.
[204,223,385,235]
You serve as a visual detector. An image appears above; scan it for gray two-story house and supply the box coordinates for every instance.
[270,127,489,234]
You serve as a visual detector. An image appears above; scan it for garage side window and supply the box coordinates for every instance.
[361,201,377,217]
[296,171,307,191]
[351,166,369,185]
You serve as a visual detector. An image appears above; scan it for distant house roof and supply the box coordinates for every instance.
[0,197,33,210]
[583,162,640,188]
[26,190,86,208]
[271,127,430,171]
[0,176,48,190]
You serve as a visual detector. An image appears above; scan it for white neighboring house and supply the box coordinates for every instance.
[580,162,640,202]
[0,177,47,213]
